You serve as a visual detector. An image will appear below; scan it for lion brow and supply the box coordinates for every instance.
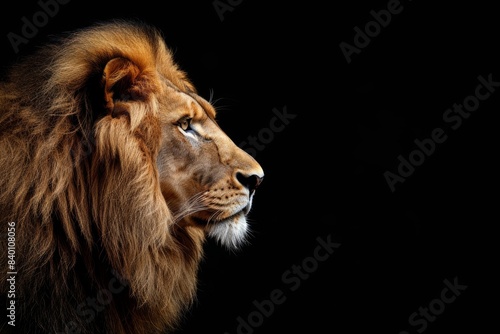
[188,93,217,120]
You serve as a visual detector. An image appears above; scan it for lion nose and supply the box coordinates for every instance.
[236,172,264,193]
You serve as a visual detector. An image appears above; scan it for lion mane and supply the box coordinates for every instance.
[0,20,262,334]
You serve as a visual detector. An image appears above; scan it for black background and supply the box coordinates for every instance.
[1,0,498,333]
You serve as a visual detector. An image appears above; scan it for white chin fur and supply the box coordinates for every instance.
[206,214,248,249]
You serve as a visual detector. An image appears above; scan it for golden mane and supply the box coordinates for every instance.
[0,20,207,334]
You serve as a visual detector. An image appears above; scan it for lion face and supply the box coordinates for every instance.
[155,84,264,248]
[98,52,264,250]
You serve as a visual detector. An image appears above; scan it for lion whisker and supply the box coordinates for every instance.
[206,209,225,224]
[172,191,208,223]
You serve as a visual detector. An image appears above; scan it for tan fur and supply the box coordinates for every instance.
[0,20,263,334]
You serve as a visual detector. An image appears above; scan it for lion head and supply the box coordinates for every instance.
[0,20,263,334]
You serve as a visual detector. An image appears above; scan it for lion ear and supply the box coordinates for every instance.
[102,57,141,116]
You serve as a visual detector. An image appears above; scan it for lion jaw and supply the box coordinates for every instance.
[206,211,249,249]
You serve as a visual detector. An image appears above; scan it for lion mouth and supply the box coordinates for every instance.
[191,210,249,249]
[192,209,245,226]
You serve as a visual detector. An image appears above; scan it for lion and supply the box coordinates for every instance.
[0,20,264,334]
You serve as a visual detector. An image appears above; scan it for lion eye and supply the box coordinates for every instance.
[177,117,192,131]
